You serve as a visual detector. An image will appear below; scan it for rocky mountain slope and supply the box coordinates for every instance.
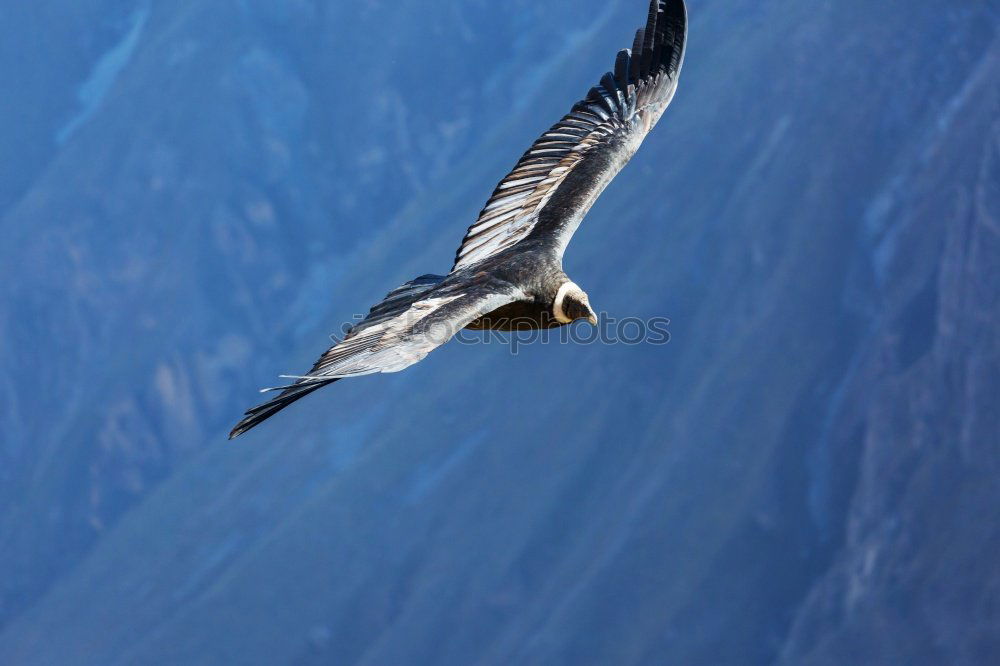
[0,0,997,664]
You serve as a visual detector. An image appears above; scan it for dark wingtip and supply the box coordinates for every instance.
[228,409,268,440]
[636,0,687,80]
[227,379,335,441]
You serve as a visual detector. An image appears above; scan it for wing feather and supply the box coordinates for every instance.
[298,283,522,379]
[229,278,524,438]
[451,0,687,271]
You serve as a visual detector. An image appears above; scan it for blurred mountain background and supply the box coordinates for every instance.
[1,0,998,664]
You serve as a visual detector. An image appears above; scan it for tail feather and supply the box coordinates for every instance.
[228,379,336,440]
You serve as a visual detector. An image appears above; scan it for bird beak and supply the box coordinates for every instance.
[587,312,598,326]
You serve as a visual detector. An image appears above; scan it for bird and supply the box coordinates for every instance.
[230,0,688,439]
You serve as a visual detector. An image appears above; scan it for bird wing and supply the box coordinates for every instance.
[229,277,524,438]
[451,0,687,271]
[301,287,520,380]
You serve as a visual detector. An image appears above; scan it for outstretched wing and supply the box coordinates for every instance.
[229,277,523,438]
[452,0,687,271]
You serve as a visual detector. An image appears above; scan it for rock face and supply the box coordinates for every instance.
[0,1,997,664]
[778,29,1000,665]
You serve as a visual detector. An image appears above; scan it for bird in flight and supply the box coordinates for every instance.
[230,0,688,438]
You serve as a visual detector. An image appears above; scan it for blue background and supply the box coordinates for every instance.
[1,1,998,664]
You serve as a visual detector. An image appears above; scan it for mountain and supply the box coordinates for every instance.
[0,0,997,664]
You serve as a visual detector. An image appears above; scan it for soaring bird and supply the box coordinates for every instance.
[230,0,688,439]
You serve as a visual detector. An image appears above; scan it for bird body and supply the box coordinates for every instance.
[230,0,688,439]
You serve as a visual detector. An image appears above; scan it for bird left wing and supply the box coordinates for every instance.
[299,286,521,379]
[451,0,687,271]
[229,278,523,438]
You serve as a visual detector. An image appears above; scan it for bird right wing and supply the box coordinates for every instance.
[229,276,524,438]
[451,0,687,271]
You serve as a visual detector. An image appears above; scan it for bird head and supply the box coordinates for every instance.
[554,281,598,326]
